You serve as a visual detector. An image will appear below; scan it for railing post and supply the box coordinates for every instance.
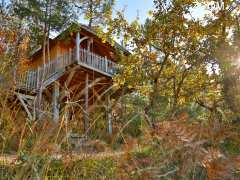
[26,70,29,90]
[37,67,40,89]
[105,57,108,73]
[69,48,72,64]
[87,50,91,65]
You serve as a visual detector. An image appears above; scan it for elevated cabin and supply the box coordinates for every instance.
[15,23,127,133]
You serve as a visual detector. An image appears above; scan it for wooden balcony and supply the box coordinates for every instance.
[16,48,116,92]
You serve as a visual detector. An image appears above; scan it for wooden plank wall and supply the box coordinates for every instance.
[19,28,117,75]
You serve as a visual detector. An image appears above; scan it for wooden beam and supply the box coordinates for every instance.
[76,85,107,119]
[83,73,89,133]
[87,85,107,106]
[43,70,64,88]
[60,83,84,102]
[65,69,77,87]
[96,85,113,101]
[74,77,105,101]
[15,92,35,100]
[87,38,93,51]
[16,93,34,121]
[76,34,89,63]
[78,61,113,77]
[44,88,53,102]
[79,36,89,44]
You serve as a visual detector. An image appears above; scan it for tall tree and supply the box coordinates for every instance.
[0,6,29,88]
[74,0,115,27]
[201,0,240,116]
[111,0,221,125]
[11,0,73,117]
[11,0,73,53]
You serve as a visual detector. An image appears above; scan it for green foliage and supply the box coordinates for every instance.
[89,107,109,140]
[117,94,149,137]
[220,137,240,156]
[46,159,66,179]
[1,0,240,179]
[12,0,73,50]
[67,158,116,179]
[74,0,115,27]
[1,153,116,179]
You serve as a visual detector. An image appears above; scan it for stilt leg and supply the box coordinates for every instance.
[35,90,42,120]
[106,94,112,135]
[53,81,60,123]
[84,74,89,133]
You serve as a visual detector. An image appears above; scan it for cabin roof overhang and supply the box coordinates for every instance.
[30,22,130,60]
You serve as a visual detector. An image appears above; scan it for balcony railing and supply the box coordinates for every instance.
[79,48,115,75]
[16,48,116,92]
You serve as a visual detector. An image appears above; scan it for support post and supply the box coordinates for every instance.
[83,73,89,133]
[64,96,70,122]
[87,38,93,65]
[83,74,89,132]
[87,38,93,51]
[76,32,80,63]
[35,89,42,120]
[105,57,108,73]
[56,43,61,70]
[106,94,112,135]
[87,39,91,51]
[52,81,60,123]
[36,67,40,89]
[69,48,72,64]
[76,36,89,64]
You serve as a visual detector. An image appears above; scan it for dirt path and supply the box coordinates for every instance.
[0,150,132,165]
[0,154,17,165]
[60,150,126,162]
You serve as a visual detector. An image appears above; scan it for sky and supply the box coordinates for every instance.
[115,0,154,22]
[3,0,208,24]
[115,0,208,23]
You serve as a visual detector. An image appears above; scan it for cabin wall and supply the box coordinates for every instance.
[27,43,59,69]
[26,40,74,70]
[79,30,116,62]
[24,30,117,71]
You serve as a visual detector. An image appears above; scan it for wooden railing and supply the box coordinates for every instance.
[79,48,116,75]
[16,48,116,92]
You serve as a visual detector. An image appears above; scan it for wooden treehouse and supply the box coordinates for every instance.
[15,23,127,134]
